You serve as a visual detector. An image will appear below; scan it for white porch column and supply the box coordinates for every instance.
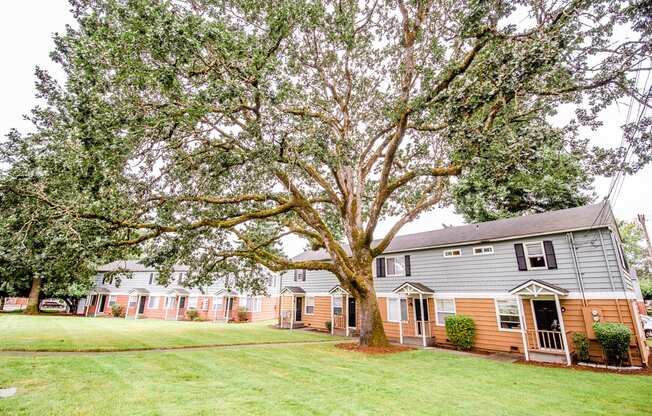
[345,294,349,337]
[330,295,334,336]
[175,296,181,321]
[164,296,169,321]
[93,295,102,317]
[517,297,529,361]
[134,295,140,320]
[125,296,130,320]
[290,295,295,332]
[213,297,219,322]
[399,297,404,344]
[419,293,426,347]
[554,294,571,366]
[84,294,91,317]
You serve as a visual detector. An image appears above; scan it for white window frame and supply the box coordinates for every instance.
[128,295,137,308]
[473,246,494,255]
[386,297,408,323]
[386,256,406,277]
[108,295,117,307]
[435,298,456,326]
[201,298,209,311]
[165,297,175,310]
[333,296,343,315]
[148,296,160,309]
[305,296,315,315]
[148,273,156,285]
[212,296,223,311]
[443,248,462,258]
[188,296,198,309]
[524,241,547,270]
[494,298,522,332]
[294,269,306,282]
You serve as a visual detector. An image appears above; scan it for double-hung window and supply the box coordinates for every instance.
[212,296,222,311]
[201,298,209,310]
[387,298,408,322]
[165,297,175,310]
[305,296,315,314]
[376,255,411,277]
[333,297,343,315]
[188,296,198,309]
[435,299,455,326]
[108,295,117,307]
[495,299,521,330]
[524,242,546,269]
[128,296,137,308]
[148,296,160,309]
[148,273,156,285]
[243,297,261,312]
[294,269,306,282]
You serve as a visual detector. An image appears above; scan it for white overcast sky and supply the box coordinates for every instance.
[1,1,650,257]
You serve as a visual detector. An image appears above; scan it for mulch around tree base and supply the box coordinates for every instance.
[335,342,415,355]
[515,359,652,376]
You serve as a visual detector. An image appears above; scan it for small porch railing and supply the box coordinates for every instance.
[527,329,564,351]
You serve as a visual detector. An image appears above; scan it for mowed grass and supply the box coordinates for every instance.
[1,344,652,416]
[0,314,334,351]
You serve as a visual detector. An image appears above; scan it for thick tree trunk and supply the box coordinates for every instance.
[24,277,41,315]
[357,290,389,347]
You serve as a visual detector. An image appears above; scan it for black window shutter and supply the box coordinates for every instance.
[514,244,527,271]
[302,270,306,281]
[293,270,298,282]
[543,241,558,270]
[376,257,386,277]
[404,255,411,276]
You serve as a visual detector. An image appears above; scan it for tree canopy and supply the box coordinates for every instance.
[2,0,651,344]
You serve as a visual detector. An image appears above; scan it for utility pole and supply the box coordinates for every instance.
[637,214,652,261]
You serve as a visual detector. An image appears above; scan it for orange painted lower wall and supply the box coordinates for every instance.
[302,294,648,365]
[86,295,279,322]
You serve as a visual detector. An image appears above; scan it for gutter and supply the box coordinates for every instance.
[567,232,587,306]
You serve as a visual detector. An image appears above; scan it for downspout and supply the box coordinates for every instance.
[598,230,624,323]
[567,232,587,306]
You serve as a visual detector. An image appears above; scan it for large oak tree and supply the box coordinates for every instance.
[4,0,651,345]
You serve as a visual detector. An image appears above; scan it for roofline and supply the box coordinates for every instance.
[294,224,613,261]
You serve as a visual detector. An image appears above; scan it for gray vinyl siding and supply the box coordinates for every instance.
[94,270,281,296]
[290,227,630,295]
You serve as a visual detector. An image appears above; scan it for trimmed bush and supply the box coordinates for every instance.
[111,304,124,318]
[186,308,199,321]
[237,306,249,322]
[593,322,632,366]
[325,320,332,332]
[445,315,476,351]
[572,332,590,362]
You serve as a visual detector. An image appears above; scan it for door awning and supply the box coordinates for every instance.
[328,285,350,296]
[393,282,435,295]
[91,287,112,295]
[167,288,190,296]
[214,288,237,296]
[128,288,150,295]
[280,286,305,295]
[509,279,568,297]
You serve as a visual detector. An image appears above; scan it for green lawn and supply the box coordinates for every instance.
[1,344,651,415]
[1,315,651,415]
[0,314,333,351]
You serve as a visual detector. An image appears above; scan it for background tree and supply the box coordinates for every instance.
[619,220,652,281]
[452,121,594,222]
[5,0,651,345]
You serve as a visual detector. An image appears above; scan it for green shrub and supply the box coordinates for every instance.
[572,332,590,362]
[325,320,332,332]
[640,278,652,300]
[445,315,476,350]
[593,322,632,366]
[111,304,124,318]
[237,306,249,322]
[186,308,199,321]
